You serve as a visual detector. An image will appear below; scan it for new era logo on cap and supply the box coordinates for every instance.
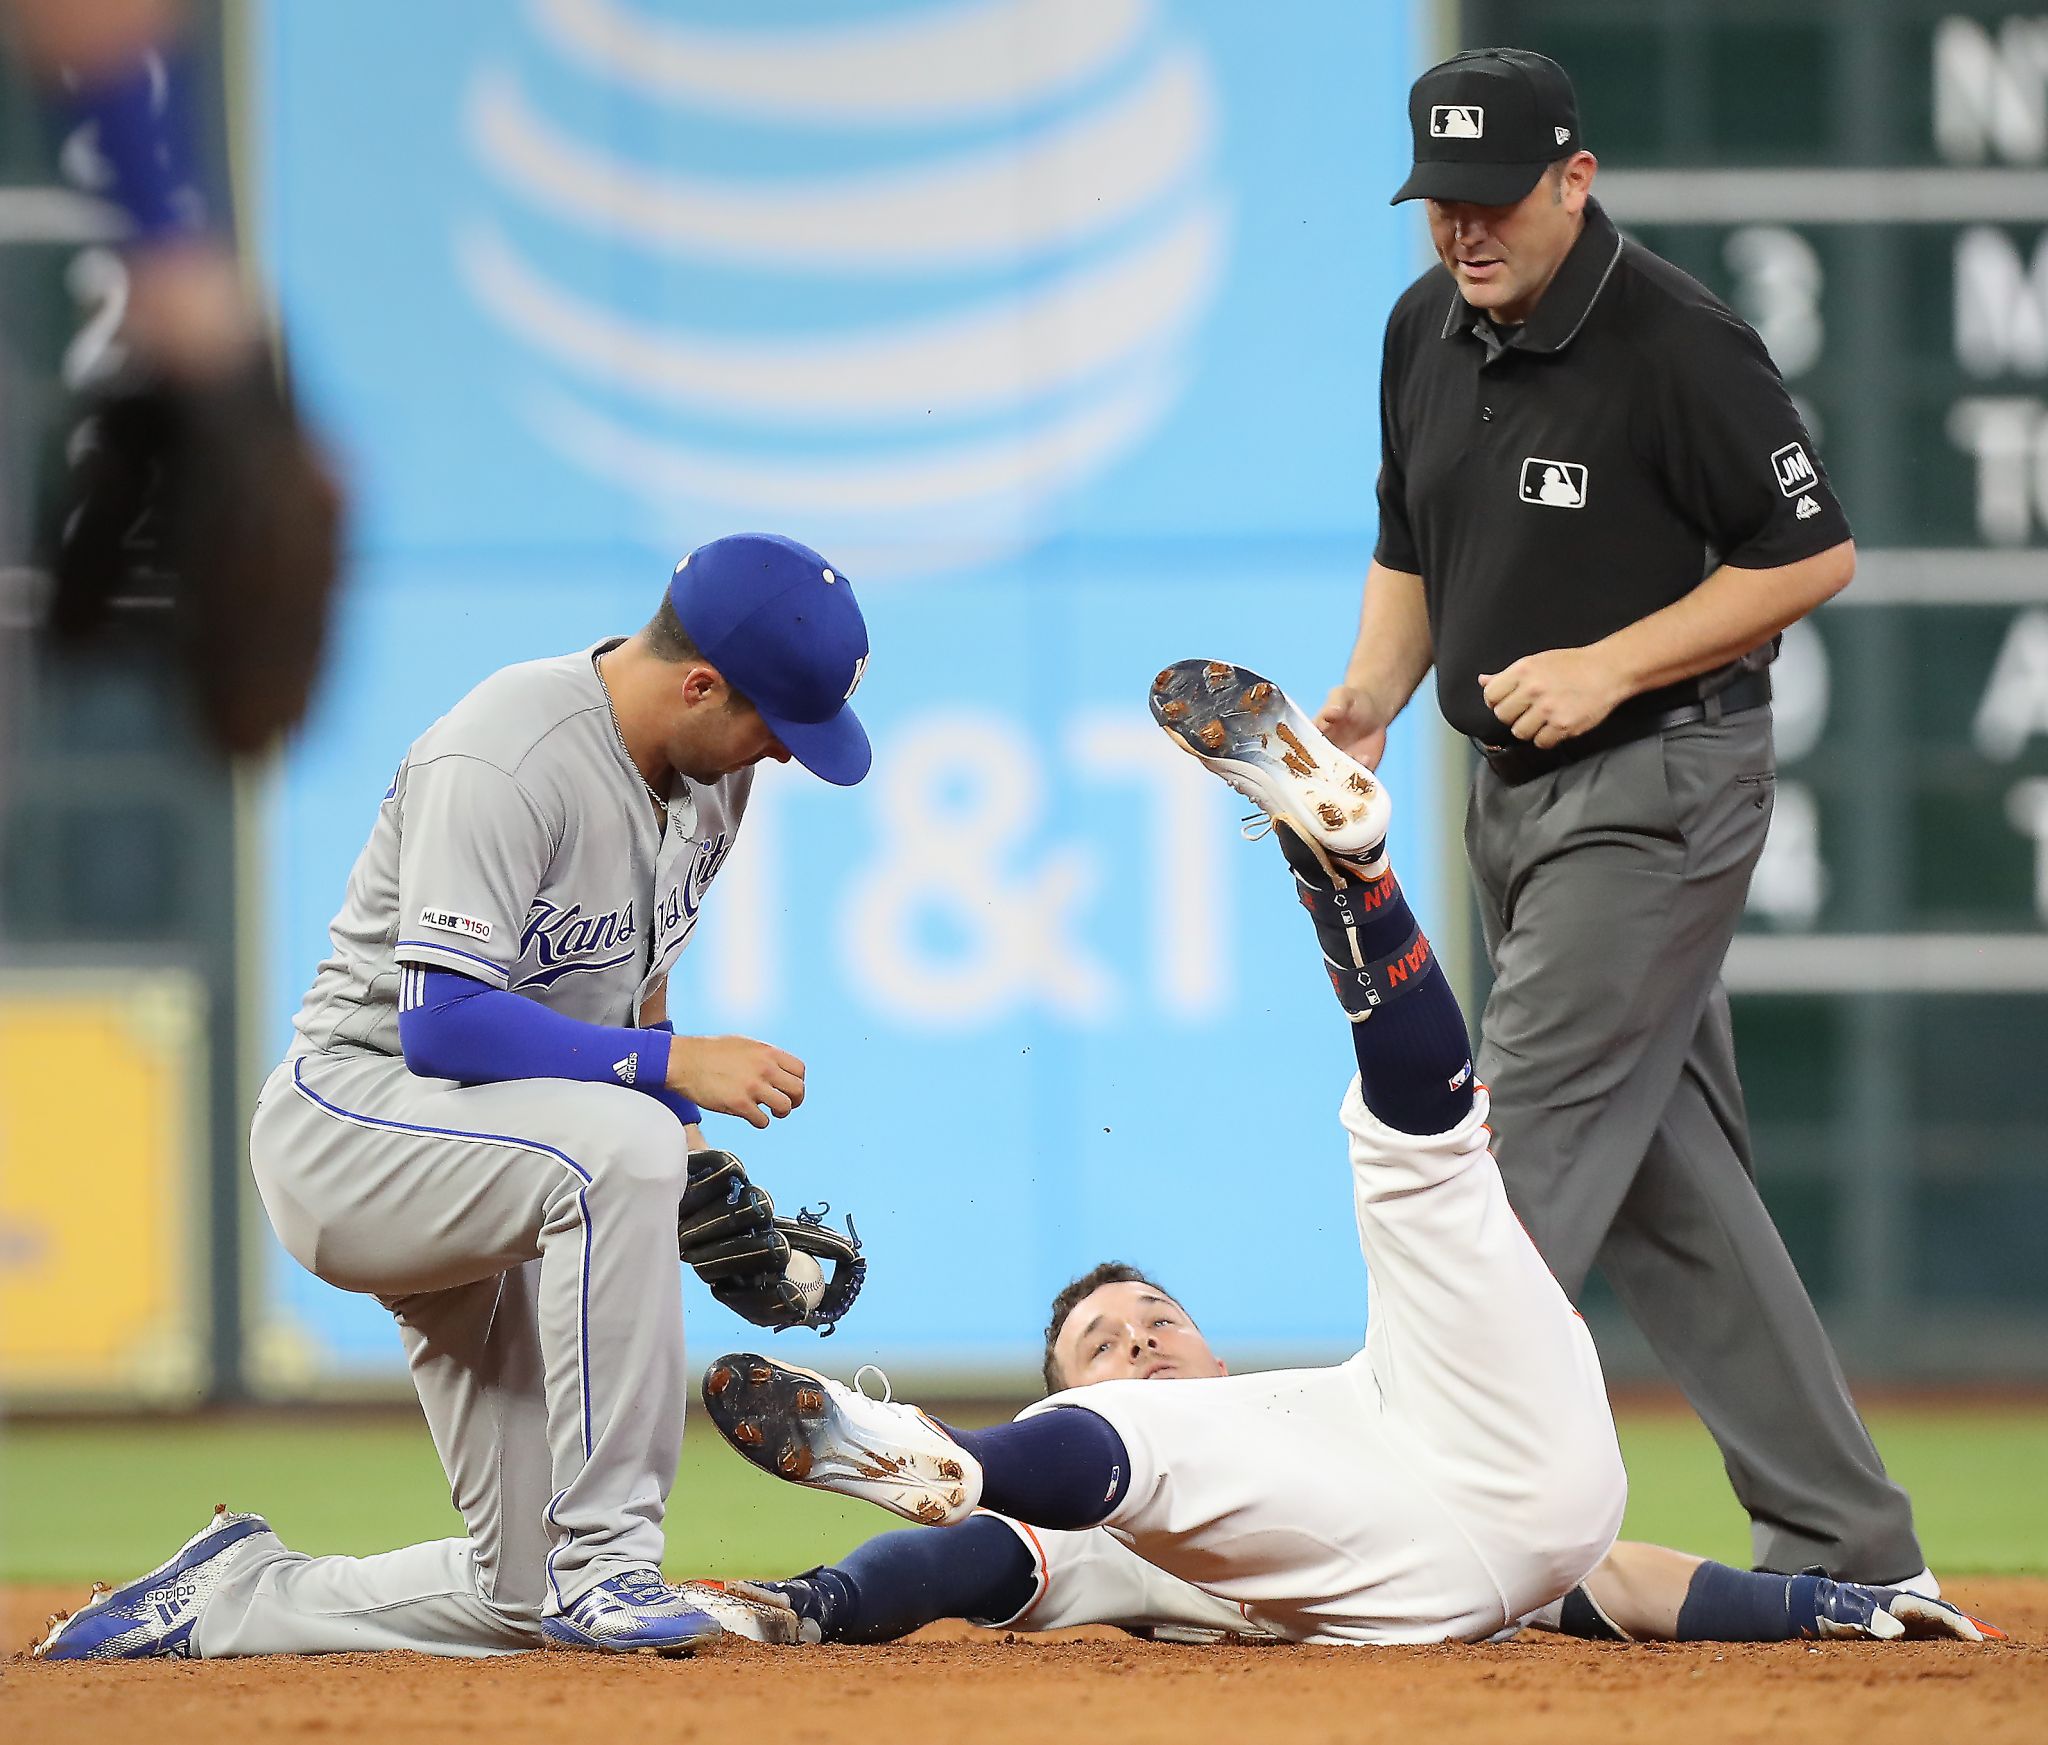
[1431,104,1484,138]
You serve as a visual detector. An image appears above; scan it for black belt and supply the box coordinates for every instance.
[1473,669,1772,787]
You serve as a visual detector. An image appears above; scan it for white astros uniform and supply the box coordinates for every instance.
[208,644,750,1658]
[993,1084,1627,1646]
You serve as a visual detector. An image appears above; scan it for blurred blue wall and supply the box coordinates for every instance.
[253,0,1431,1384]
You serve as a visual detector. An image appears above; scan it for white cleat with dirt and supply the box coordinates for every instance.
[702,1354,982,1528]
[1149,659,1390,874]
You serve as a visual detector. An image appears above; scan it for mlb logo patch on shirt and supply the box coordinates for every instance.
[1771,442,1818,497]
[1518,457,1588,509]
[419,907,493,942]
[1431,104,1483,139]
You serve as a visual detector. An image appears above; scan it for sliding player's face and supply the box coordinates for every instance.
[1052,1281,1226,1389]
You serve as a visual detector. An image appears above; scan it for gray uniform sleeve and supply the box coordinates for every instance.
[393,753,558,987]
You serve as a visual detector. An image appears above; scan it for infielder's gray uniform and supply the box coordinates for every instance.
[207,644,749,1657]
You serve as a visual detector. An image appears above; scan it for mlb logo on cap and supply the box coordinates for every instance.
[1393,49,1582,207]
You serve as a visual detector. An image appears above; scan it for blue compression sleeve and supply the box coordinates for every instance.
[774,1515,1040,1644]
[398,967,672,1092]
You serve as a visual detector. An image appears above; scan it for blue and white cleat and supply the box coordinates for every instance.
[540,1568,727,1655]
[32,1503,271,1660]
[1149,660,1391,875]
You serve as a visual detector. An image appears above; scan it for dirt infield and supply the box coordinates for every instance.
[5,1579,2045,1745]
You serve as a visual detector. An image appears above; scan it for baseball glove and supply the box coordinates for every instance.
[677,1150,866,1336]
[43,348,344,756]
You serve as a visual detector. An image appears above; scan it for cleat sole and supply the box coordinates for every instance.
[701,1353,974,1526]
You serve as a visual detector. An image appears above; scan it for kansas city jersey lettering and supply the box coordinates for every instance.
[516,898,638,990]
[653,832,735,962]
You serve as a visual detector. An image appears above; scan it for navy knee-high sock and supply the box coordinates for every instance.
[1275,828,1475,1135]
[773,1514,1041,1643]
[945,1406,1132,1531]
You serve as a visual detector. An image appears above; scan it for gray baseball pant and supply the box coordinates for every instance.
[1464,712,1924,1581]
[198,1050,691,1657]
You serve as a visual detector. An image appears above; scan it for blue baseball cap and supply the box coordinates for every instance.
[668,532,872,786]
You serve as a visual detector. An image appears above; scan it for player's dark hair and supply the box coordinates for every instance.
[644,595,753,709]
[1041,1261,1182,1394]
[645,595,706,663]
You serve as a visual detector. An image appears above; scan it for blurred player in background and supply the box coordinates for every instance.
[700,661,1996,1652]
[3,0,342,754]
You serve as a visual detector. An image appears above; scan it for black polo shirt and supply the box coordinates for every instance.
[1373,198,1851,743]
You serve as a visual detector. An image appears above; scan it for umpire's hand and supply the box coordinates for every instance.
[1480,646,1631,749]
[667,1035,807,1129]
[1314,684,1392,769]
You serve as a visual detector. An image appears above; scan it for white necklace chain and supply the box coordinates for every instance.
[593,650,669,817]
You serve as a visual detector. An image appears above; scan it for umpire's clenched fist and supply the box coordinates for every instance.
[1479,645,1631,750]
[668,1035,807,1129]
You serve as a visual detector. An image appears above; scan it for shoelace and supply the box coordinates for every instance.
[1238,809,1278,843]
[852,1363,893,1404]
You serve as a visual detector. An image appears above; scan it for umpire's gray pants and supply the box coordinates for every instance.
[1466,712,1923,1581]
[199,1051,692,1657]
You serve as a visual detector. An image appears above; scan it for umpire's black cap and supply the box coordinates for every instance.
[1391,48,1581,206]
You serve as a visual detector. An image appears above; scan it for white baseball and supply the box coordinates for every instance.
[785,1248,827,1315]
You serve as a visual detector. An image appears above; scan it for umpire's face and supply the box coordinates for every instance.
[1426,149,1596,326]
[1051,1281,1226,1391]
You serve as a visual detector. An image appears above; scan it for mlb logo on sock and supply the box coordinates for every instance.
[1431,104,1483,138]
[1771,442,1817,497]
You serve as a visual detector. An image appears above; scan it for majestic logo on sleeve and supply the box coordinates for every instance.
[515,899,638,989]
[1519,457,1588,508]
[1771,442,1817,497]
